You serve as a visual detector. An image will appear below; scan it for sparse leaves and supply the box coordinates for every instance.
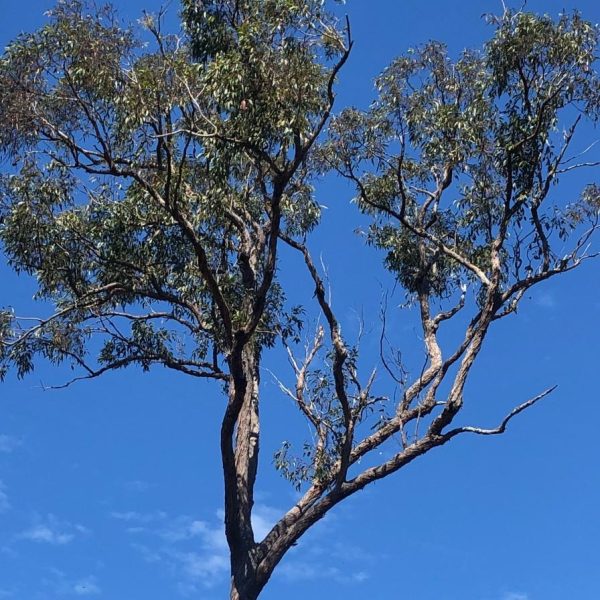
[322,9,600,302]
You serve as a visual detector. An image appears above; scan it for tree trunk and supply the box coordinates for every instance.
[230,573,262,600]
[222,341,263,599]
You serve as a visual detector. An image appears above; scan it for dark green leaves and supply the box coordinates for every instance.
[0,0,349,383]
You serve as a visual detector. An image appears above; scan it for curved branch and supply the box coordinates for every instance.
[442,385,557,439]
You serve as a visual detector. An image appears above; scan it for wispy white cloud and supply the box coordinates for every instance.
[0,481,10,513]
[118,509,230,593]
[163,516,229,591]
[158,515,221,544]
[274,512,375,586]
[0,435,21,453]
[42,569,101,597]
[117,502,372,593]
[169,549,229,592]
[534,292,556,309]
[110,510,167,523]
[109,511,160,535]
[162,506,280,590]
[251,504,279,541]
[130,542,162,564]
[123,480,151,493]
[20,525,73,545]
[503,594,529,600]
[125,526,147,534]
[18,515,89,545]
[278,560,368,585]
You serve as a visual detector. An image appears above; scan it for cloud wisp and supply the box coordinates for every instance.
[123,480,152,493]
[0,435,21,454]
[0,481,9,513]
[18,515,89,545]
[112,504,281,595]
[278,560,369,585]
[534,292,557,309]
[503,594,529,600]
[113,502,373,594]
[110,510,167,525]
[276,536,373,586]
[43,569,102,597]
[114,508,229,593]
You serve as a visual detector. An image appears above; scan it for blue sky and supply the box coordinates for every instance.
[1,1,599,599]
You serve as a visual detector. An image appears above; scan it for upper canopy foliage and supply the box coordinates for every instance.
[0,0,349,379]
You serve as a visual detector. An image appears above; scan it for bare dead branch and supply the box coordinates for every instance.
[442,385,557,439]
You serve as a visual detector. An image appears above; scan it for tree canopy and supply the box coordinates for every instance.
[0,2,598,598]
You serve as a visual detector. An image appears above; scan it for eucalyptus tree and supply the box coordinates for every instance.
[0,1,599,598]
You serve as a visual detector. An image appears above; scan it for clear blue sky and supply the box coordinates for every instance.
[1,1,599,599]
